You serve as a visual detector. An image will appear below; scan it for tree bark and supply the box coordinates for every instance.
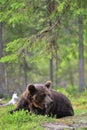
[46,0,56,85]
[49,56,54,83]
[4,66,9,95]
[78,15,85,92]
[0,22,3,97]
[67,58,74,87]
[23,57,28,86]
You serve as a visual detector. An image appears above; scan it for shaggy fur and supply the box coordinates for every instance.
[10,81,74,118]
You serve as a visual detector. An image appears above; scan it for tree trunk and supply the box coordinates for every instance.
[78,15,85,92]
[23,57,28,86]
[46,0,56,85]
[4,66,9,95]
[49,56,54,83]
[55,56,59,86]
[0,22,3,97]
[67,58,74,87]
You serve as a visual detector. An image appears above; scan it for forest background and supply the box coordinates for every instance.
[0,0,87,97]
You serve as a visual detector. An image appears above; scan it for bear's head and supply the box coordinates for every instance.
[24,81,53,110]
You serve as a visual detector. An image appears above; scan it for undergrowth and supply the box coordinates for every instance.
[0,107,55,130]
[0,90,87,130]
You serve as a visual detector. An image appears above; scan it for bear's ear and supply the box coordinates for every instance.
[27,84,37,95]
[45,81,51,88]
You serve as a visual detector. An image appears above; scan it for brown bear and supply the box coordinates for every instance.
[9,81,74,118]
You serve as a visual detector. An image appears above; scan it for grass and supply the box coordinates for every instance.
[0,91,87,130]
[0,105,55,130]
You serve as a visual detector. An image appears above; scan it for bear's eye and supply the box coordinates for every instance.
[40,93,46,98]
[48,94,50,97]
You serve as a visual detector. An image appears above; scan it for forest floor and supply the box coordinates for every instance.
[42,114,87,130]
[0,92,87,130]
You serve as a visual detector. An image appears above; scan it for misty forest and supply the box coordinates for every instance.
[0,0,87,130]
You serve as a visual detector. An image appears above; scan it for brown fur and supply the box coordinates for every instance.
[9,81,74,118]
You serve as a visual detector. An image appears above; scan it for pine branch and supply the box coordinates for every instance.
[28,0,71,44]
[18,0,71,55]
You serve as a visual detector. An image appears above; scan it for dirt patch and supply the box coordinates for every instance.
[42,113,87,130]
[42,122,73,130]
[42,122,87,130]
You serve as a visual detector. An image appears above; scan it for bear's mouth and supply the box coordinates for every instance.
[33,102,45,109]
[45,101,54,114]
[32,100,53,110]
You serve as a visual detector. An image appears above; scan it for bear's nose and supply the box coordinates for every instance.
[50,100,53,105]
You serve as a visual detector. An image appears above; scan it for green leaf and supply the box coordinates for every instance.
[0,54,18,63]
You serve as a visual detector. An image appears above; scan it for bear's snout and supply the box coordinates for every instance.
[44,96,53,108]
[48,100,53,106]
